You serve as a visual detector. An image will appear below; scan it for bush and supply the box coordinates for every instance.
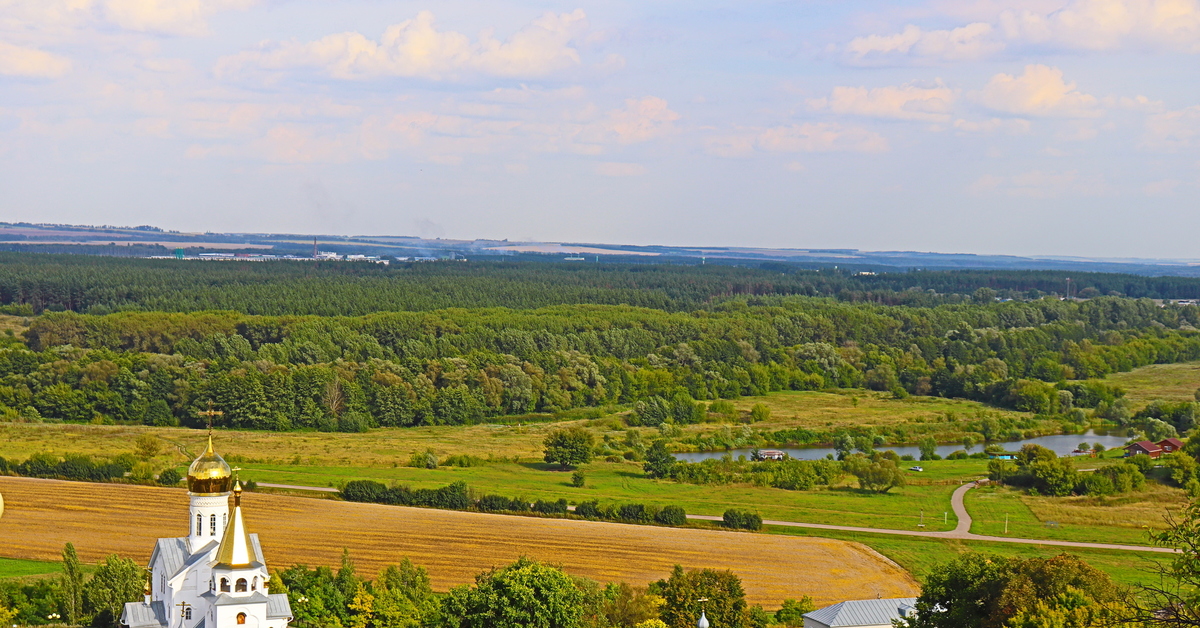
[341,479,388,503]
[571,470,585,487]
[1127,453,1154,473]
[478,495,526,512]
[532,499,569,515]
[157,468,182,486]
[543,427,596,468]
[617,503,650,523]
[654,505,687,526]
[442,454,483,467]
[575,500,602,519]
[722,509,762,531]
[409,451,438,469]
[749,403,771,423]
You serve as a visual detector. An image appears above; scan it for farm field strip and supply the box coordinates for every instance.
[0,476,919,607]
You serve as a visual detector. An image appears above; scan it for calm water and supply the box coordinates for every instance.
[672,430,1135,462]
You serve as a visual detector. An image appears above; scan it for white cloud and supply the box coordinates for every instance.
[1143,179,1181,195]
[103,0,256,35]
[969,169,1107,197]
[0,41,71,77]
[0,0,256,35]
[216,10,591,81]
[606,97,679,143]
[976,65,1100,117]
[809,80,956,121]
[953,117,1032,134]
[707,123,888,157]
[845,0,1200,63]
[1144,105,1200,149]
[595,162,645,176]
[846,23,1002,63]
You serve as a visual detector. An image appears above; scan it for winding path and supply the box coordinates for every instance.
[260,481,1174,554]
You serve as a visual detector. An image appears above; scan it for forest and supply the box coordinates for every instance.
[5,253,1200,316]
[1,295,1197,433]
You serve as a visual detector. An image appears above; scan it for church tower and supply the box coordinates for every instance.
[187,437,233,554]
[122,437,291,628]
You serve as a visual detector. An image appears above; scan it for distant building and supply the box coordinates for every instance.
[757,450,786,461]
[1158,438,1185,454]
[803,597,917,628]
[1125,441,1164,459]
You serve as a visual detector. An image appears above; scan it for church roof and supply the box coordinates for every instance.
[188,436,233,495]
[804,598,918,627]
[267,593,294,619]
[214,485,256,568]
[121,600,168,628]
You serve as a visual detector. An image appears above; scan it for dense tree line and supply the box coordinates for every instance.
[339,479,691,528]
[1,292,1196,431]
[7,253,1200,317]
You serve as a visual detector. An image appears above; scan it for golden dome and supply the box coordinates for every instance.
[187,436,232,495]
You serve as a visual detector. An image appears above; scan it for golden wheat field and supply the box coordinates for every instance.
[0,476,918,607]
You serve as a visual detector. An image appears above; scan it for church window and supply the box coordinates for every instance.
[210,578,215,592]
[210,514,217,535]
[236,578,248,592]
[237,613,247,624]
[220,578,230,592]
[223,513,228,529]
[185,607,192,620]
[196,514,202,536]
[252,576,258,591]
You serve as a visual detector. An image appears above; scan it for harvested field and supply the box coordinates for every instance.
[0,477,918,607]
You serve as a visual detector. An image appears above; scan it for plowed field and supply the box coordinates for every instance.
[0,477,918,607]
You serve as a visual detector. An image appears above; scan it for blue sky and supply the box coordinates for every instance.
[1,0,1198,257]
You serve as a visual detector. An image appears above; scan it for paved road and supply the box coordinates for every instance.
[259,480,1173,554]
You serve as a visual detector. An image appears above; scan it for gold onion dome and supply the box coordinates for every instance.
[187,436,232,495]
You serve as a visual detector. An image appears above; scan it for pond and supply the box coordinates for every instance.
[672,429,1136,462]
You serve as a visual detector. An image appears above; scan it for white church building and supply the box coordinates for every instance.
[120,438,293,628]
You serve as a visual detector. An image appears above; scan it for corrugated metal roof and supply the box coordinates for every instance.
[267,593,293,619]
[804,597,918,627]
[121,600,168,628]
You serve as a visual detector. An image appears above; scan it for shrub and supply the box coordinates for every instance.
[571,470,585,487]
[157,468,182,486]
[655,505,687,526]
[722,509,762,531]
[409,451,438,469]
[478,495,525,512]
[532,499,569,515]
[749,403,771,423]
[617,503,650,523]
[575,500,602,519]
[543,426,596,468]
[341,479,388,503]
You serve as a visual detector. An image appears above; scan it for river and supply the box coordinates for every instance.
[672,429,1136,462]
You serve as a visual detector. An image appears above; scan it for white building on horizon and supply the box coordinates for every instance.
[120,438,292,628]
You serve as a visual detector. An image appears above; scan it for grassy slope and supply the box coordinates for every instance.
[1100,361,1200,406]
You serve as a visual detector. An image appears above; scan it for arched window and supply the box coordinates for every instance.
[220,578,230,592]
[251,576,258,591]
[237,613,247,625]
[235,578,248,592]
[185,607,192,620]
[223,513,228,529]
[196,514,202,536]
[210,578,215,592]
[210,514,217,535]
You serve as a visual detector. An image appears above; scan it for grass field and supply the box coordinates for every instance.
[0,476,918,608]
[764,525,1161,588]
[723,390,1033,436]
[0,557,62,578]
[965,483,1184,546]
[1100,361,1200,406]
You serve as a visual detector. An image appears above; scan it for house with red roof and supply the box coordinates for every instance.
[1125,441,1164,459]
[1158,438,1186,454]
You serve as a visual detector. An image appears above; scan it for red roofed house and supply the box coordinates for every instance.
[1158,438,1186,454]
[1125,441,1164,459]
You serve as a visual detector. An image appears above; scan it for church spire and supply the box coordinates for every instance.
[214,481,254,568]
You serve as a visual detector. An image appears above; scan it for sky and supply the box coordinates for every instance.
[1,0,1198,258]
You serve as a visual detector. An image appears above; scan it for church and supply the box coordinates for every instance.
[120,438,293,628]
